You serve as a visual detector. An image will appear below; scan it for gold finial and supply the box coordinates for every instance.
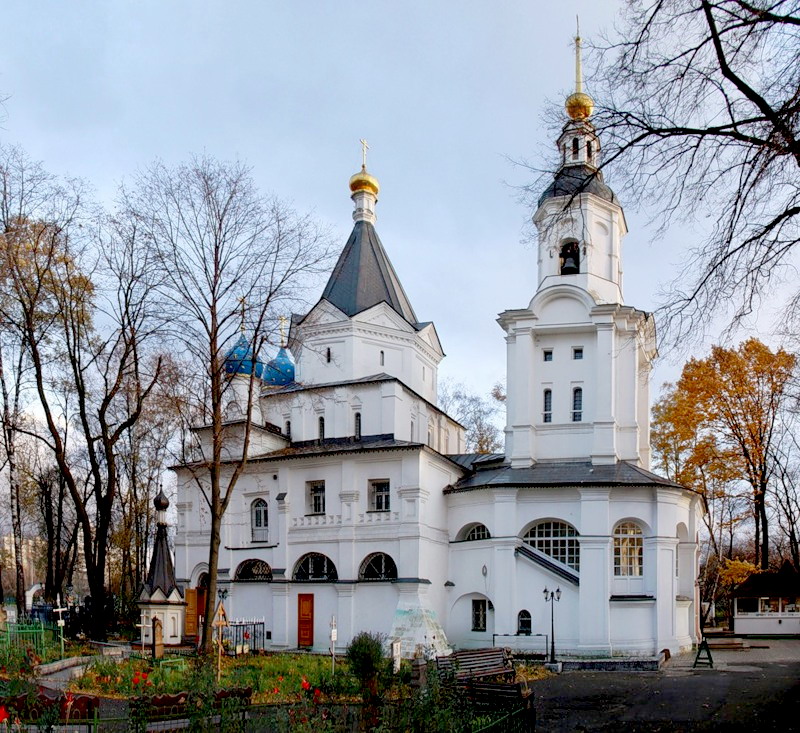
[349,139,380,197]
[278,315,288,347]
[565,17,594,120]
[238,297,246,333]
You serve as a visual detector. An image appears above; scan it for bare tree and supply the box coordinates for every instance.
[546,1,800,343]
[0,145,164,637]
[439,379,503,454]
[124,156,332,652]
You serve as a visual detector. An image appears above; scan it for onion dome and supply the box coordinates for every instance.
[349,165,380,197]
[224,334,265,380]
[154,488,169,512]
[565,91,593,121]
[264,347,295,387]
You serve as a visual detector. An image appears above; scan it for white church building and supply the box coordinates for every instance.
[173,38,702,658]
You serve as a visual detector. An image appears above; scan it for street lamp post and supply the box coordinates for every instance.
[543,587,561,664]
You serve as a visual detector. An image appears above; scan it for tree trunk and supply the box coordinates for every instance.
[201,509,222,655]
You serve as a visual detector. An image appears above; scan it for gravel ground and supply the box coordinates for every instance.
[532,639,800,732]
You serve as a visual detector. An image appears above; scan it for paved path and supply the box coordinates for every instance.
[533,640,800,731]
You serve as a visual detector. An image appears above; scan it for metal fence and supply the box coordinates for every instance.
[1,619,57,659]
[221,619,268,655]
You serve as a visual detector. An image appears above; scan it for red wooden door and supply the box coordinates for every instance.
[298,594,314,647]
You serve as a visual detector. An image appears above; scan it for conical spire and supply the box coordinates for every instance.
[144,489,178,597]
[565,18,594,121]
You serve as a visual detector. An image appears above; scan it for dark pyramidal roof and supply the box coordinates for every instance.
[144,523,178,597]
[321,220,418,324]
[538,164,618,207]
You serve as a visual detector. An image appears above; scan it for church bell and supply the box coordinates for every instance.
[561,257,579,275]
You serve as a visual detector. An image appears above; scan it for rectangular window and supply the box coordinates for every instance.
[471,599,487,632]
[543,349,553,362]
[573,347,583,360]
[308,480,325,515]
[370,480,390,512]
[543,389,552,423]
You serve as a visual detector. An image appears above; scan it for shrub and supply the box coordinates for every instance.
[345,632,385,690]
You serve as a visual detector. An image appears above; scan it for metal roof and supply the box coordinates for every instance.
[321,219,418,324]
[448,460,684,492]
[538,164,619,207]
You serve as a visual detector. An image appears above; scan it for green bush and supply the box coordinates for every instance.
[345,632,385,689]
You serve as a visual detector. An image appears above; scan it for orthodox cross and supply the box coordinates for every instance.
[54,595,69,658]
[279,315,288,347]
[238,297,247,333]
[360,138,369,169]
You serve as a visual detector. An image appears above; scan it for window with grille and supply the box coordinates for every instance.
[250,499,269,542]
[359,552,398,580]
[517,610,532,635]
[572,387,583,422]
[293,552,338,581]
[614,522,643,576]
[472,599,487,631]
[234,559,272,582]
[354,412,362,440]
[573,347,583,360]
[285,420,291,440]
[523,521,580,571]
[307,481,325,515]
[543,349,553,362]
[318,416,325,440]
[464,523,491,541]
[370,480,390,512]
[543,389,552,423]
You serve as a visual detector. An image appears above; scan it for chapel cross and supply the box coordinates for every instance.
[278,315,288,347]
[360,138,369,169]
[54,595,69,658]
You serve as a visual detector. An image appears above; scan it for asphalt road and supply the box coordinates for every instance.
[533,640,800,732]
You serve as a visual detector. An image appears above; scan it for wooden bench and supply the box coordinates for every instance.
[466,681,535,732]
[435,647,515,683]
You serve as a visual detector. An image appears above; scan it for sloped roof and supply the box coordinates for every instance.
[321,220,418,324]
[447,460,684,493]
[538,164,619,207]
[734,561,800,597]
[143,524,180,598]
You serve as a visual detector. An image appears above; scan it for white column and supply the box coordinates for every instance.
[591,320,617,464]
[336,585,356,652]
[272,584,290,650]
[578,488,612,655]
[511,327,535,468]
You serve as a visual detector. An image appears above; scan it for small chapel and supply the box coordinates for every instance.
[173,35,703,658]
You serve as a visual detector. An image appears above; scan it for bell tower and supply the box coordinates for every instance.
[499,29,656,470]
[534,31,627,306]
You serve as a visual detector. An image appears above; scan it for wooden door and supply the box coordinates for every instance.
[298,594,314,648]
[184,589,198,637]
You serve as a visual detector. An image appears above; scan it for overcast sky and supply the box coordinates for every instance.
[0,1,750,401]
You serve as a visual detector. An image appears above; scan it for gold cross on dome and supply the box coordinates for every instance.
[360,138,369,169]
[279,315,288,347]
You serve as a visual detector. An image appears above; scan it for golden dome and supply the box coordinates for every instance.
[349,166,380,197]
[566,91,594,120]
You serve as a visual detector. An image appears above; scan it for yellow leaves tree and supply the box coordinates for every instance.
[653,339,796,571]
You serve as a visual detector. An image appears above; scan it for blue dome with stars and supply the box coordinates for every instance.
[264,347,295,386]
[224,334,265,379]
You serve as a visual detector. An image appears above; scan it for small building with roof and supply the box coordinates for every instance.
[172,34,702,658]
[733,561,800,635]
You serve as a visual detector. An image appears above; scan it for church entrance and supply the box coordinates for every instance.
[298,594,314,647]
[184,572,209,642]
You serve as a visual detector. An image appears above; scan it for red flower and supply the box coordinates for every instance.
[243,631,250,640]
[0,706,8,723]
[132,675,140,685]
[146,680,153,687]
[301,677,311,691]
[272,687,280,694]
[278,675,283,682]
[141,672,148,680]
[313,688,321,703]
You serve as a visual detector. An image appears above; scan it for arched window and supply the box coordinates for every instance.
[359,552,398,580]
[318,416,325,441]
[462,523,491,541]
[559,241,580,275]
[614,522,643,577]
[293,553,338,581]
[543,389,552,423]
[572,388,583,422]
[326,347,331,363]
[380,350,385,366]
[517,610,532,635]
[572,137,579,160]
[251,499,269,542]
[587,140,593,162]
[285,420,291,440]
[234,559,272,582]
[354,412,362,440]
[523,521,580,571]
